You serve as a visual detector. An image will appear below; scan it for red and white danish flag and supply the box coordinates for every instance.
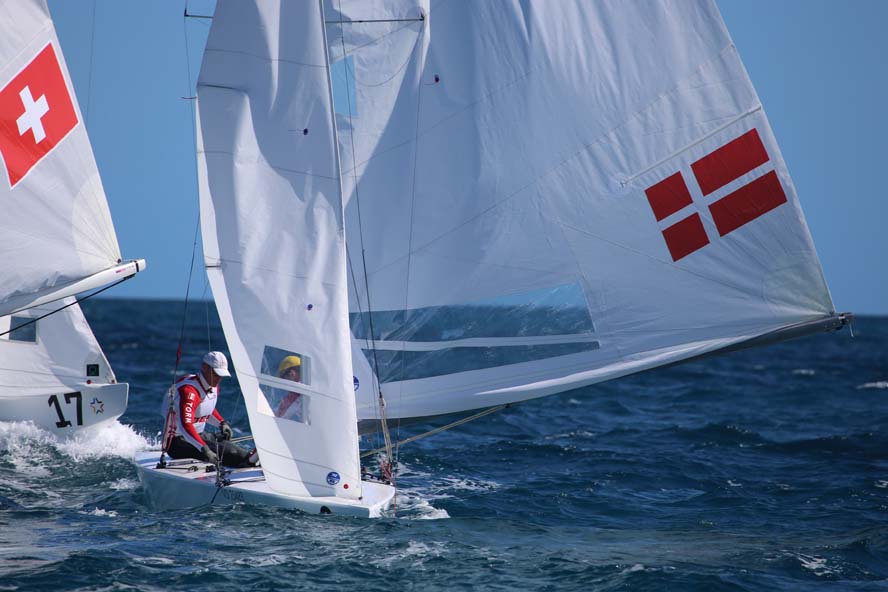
[644,128,788,262]
[0,43,79,188]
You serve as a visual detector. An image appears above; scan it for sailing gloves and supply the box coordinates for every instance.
[201,444,219,465]
[220,421,233,440]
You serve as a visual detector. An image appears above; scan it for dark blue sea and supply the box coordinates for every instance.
[1,299,886,591]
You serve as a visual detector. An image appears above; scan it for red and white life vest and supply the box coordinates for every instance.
[165,373,223,449]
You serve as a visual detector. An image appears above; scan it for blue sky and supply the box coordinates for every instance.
[48,0,886,315]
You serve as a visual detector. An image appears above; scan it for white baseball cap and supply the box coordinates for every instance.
[202,351,231,377]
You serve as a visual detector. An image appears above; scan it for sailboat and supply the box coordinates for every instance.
[136,0,847,516]
[0,0,145,433]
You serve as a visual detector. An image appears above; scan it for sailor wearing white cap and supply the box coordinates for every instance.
[162,351,255,467]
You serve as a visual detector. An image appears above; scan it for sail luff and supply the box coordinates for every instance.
[317,0,365,497]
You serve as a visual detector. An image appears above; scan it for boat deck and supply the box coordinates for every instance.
[134,450,395,517]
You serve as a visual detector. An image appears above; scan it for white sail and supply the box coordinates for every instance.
[0,0,130,315]
[0,0,139,432]
[322,1,839,422]
[196,0,362,499]
[0,299,116,395]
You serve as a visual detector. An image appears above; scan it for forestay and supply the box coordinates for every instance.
[324,0,838,422]
[196,1,362,499]
[0,0,124,316]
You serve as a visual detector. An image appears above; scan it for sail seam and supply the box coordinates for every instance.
[198,150,339,181]
[621,104,764,186]
[202,48,326,69]
[367,335,600,351]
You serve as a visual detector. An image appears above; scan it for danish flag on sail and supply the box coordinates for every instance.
[645,129,788,261]
[0,43,78,188]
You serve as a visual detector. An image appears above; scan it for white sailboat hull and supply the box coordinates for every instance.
[134,451,395,518]
[0,382,127,434]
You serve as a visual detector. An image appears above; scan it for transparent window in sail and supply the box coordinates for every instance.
[260,346,311,386]
[258,346,311,423]
[3,316,37,343]
[259,383,309,424]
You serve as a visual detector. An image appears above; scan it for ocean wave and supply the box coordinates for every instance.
[674,423,767,447]
[764,432,883,457]
[857,381,888,390]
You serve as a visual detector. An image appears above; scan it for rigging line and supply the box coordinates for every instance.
[163,11,203,459]
[84,0,97,126]
[346,251,382,454]
[171,6,202,382]
[336,0,394,472]
[0,276,133,339]
[165,216,200,407]
[360,404,509,458]
[329,20,423,87]
[183,9,212,20]
[325,17,424,25]
[397,24,430,466]
[201,276,211,351]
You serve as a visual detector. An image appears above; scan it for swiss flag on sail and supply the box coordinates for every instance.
[0,43,79,188]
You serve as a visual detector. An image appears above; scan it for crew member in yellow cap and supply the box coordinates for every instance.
[277,355,302,382]
[275,356,305,420]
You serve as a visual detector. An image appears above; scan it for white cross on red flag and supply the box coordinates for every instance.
[0,43,78,188]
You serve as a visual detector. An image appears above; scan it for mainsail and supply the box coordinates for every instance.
[196,1,362,499]
[0,0,143,318]
[322,1,843,422]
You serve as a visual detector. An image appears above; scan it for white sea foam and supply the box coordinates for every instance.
[371,540,447,567]
[435,476,500,493]
[80,507,118,517]
[0,421,57,475]
[727,480,742,487]
[546,430,596,440]
[395,489,450,520]
[792,369,816,376]
[0,419,152,472]
[875,480,888,489]
[109,478,140,491]
[234,553,294,567]
[57,421,151,461]
[791,553,839,577]
[857,381,888,390]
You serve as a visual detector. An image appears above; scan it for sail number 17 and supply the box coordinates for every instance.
[48,392,83,428]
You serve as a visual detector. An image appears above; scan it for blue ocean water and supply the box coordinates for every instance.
[1,299,886,591]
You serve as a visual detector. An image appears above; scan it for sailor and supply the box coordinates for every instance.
[275,355,304,421]
[164,351,256,467]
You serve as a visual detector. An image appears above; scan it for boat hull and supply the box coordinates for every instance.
[134,451,395,518]
[0,383,127,434]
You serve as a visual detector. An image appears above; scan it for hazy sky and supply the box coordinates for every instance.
[48,0,886,314]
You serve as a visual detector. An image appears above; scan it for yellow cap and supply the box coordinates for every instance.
[277,355,302,377]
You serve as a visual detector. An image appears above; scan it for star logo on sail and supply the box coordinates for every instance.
[0,43,79,188]
[90,397,104,414]
[644,128,788,261]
